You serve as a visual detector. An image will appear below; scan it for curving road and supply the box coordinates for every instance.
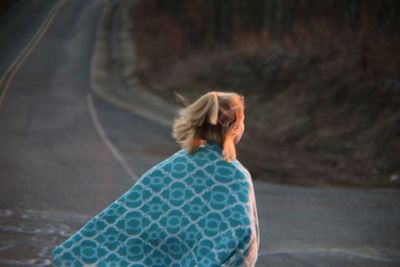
[0,1,399,266]
[0,0,177,265]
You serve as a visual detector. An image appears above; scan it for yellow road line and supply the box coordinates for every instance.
[0,0,67,110]
[0,0,67,87]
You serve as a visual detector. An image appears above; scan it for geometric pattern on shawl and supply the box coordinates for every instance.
[52,140,260,266]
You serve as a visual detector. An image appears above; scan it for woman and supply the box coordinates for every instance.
[52,91,260,266]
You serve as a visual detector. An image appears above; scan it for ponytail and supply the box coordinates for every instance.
[172,91,244,162]
[208,92,219,125]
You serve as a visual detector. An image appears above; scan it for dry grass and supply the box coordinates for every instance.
[129,1,400,187]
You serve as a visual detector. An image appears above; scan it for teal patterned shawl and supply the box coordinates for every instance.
[52,140,260,266]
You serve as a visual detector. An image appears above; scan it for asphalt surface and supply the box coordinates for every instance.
[0,1,399,266]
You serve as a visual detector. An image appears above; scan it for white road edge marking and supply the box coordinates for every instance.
[86,93,139,181]
[258,248,400,262]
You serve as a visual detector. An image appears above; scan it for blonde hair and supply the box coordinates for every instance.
[171,90,245,162]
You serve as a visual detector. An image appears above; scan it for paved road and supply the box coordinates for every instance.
[0,1,399,266]
[0,0,175,265]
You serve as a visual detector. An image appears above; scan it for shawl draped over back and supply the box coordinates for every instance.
[52,140,260,266]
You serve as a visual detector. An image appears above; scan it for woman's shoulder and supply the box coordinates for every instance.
[230,158,252,179]
[164,146,251,179]
[137,147,251,188]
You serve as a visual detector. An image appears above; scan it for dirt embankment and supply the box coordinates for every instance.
[0,0,17,16]
[127,0,400,188]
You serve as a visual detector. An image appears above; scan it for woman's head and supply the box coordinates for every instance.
[172,90,245,162]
